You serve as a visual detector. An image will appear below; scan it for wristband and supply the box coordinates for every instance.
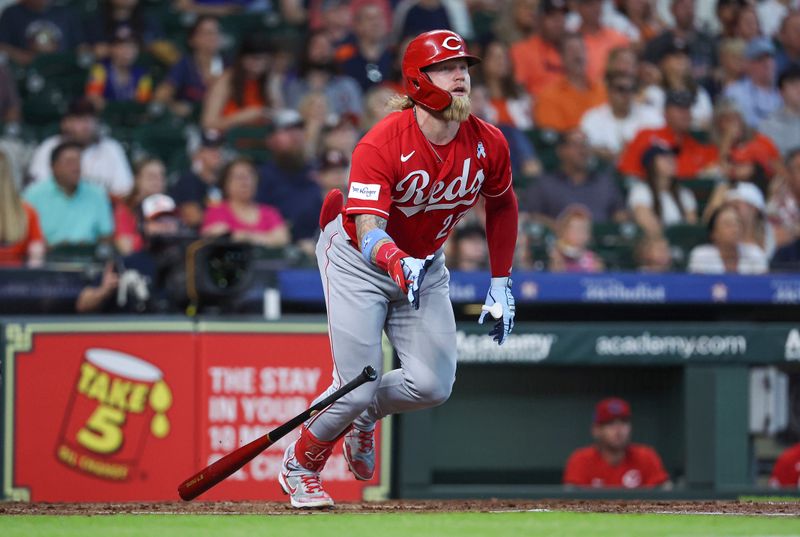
[360,228,391,265]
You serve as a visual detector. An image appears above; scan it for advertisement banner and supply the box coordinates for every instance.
[6,326,196,502]
[279,269,800,305]
[4,322,388,503]
[457,322,800,365]
[195,330,384,501]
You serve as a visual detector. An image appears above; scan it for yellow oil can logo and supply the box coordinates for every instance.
[56,348,173,480]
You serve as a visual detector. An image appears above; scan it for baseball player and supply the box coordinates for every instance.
[563,397,670,488]
[769,442,800,488]
[278,29,519,508]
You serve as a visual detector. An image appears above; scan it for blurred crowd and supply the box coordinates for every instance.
[2,0,800,282]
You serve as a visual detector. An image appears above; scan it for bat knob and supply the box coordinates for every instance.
[362,366,378,381]
[482,303,504,320]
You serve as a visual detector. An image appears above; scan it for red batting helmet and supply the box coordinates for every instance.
[402,30,481,112]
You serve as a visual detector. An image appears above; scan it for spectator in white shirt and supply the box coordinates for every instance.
[688,202,768,274]
[628,141,698,238]
[581,71,663,162]
[28,98,133,197]
[640,36,714,131]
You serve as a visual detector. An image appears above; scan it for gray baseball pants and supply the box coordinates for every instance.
[306,215,458,440]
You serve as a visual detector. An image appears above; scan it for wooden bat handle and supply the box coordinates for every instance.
[178,365,377,501]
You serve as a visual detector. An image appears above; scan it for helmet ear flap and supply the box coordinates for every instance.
[406,67,452,112]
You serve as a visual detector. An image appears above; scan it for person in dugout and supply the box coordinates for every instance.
[563,397,671,488]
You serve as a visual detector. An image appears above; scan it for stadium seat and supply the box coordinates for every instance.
[46,244,100,265]
[130,123,189,165]
[665,223,709,269]
[101,101,150,128]
[225,125,273,162]
[681,178,718,215]
[525,128,560,173]
[22,87,69,125]
[523,220,554,270]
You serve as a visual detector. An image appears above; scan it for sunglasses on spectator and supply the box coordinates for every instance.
[610,85,636,93]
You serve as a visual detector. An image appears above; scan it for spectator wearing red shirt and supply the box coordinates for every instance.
[114,158,168,256]
[618,90,719,180]
[770,442,800,488]
[563,397,670,488]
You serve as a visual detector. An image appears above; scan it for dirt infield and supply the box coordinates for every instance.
[1,500,798,516]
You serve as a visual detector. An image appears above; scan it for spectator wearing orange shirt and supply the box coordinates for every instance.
[575,0,630,84]
[563,397,670,489]
[510,0,567,99]
[617,90,719,180]
[0,152,44,267]
[534,33,606,133]
[712,99,781,182]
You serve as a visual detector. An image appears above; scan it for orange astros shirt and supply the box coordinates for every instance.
[617,126,719,179]
[534,76,607,132]
[563,444,669,488]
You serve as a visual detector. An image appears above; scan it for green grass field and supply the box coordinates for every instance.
[2,511,799,537]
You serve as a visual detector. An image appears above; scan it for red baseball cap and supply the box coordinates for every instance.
[593,397,631,425]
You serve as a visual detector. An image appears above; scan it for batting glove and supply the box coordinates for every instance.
[400,255,435,310]
[478,277,515,345]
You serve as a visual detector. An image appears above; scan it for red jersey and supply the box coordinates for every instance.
[343,108,512,259]
[563,444,669,488]
[769,443,800,488]
[617,126,719,180]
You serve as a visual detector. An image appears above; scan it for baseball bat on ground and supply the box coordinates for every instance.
[178,365,378,501]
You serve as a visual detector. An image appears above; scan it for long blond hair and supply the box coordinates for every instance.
[0,153,27,244]
[387,94,472,122]
[387,94,414,111]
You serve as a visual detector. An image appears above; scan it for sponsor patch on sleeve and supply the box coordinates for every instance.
[349,182,381,201]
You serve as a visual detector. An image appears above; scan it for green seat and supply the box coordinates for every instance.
[595,244,637,270]
[101,101,149,127]
[522,220,554,271]
[219,13,270,51]
[592,221,641,248]
[130,123,188,165]
[27,52,86,81]
[225,125,272,163]
[525,128,560,173]
[22,86,69,125]
[46,244,98,264]
[681,178,718,216]
[665,223,708,269]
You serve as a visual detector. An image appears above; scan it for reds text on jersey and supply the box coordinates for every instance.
[343,108,512,258]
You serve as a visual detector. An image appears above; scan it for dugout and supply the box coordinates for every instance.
[393,316,800,499]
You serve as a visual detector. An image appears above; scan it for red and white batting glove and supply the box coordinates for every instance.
[374,243,434,310]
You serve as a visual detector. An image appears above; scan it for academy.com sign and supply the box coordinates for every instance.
[595,332,747,359]
[457,331,557,363]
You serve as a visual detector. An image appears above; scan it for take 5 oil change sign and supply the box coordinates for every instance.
[6,329,197,501]
[56,348,173,481]
[4,324,389,502]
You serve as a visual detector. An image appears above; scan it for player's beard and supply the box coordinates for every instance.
[442,95,471,123]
